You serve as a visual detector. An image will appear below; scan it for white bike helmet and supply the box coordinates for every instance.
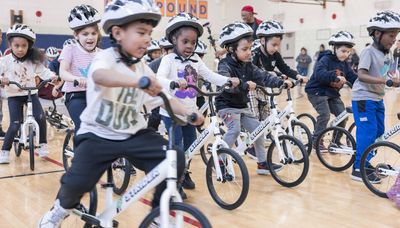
[101,0,161,34]
[166,13,204,42]
[195,40,208,54]
[68,4,101,30]
[251,39,261,52]
[148,40,161,52]
[256,20,284,38]
[367,10,400,36]
[328,31,355,47]
[7,24,36,43]
[63,38,77,47]
[219,22,253,48]
[46,47,60,58]
[159,36,173,49]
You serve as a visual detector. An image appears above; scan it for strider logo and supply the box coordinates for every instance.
[330,110,347,126]
[123,169,160,203]
[249,120,270,141]
[382,124,400,141]
[187,129,210,153]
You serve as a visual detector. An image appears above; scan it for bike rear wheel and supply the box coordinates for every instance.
[297,113,316,133]
[62,129,74,171]
[111,158,133,195]
[13,129,22,157]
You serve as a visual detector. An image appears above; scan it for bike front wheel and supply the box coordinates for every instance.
[139,202,212,228]
[29,125,35,171]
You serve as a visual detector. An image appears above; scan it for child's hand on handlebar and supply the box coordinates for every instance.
[283,80,294,89]
[176,79,188,89]
[296,75,308,83]
[188,110,205,126]
[246,81,257,91]
[76,77,87,88]
[142,76,162,97]
[228,77,240,88]
[0,77,9,86]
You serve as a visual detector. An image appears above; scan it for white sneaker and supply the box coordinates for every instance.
[0,150,10,164]
[38,199,69,228]
[38,144,49,158]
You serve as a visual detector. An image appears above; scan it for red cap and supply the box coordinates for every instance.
[241,5,257,14]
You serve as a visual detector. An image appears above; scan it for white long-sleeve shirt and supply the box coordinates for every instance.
[0,54,54,97]
[157,53,228,117]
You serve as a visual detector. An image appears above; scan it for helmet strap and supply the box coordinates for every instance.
[373,31,389,54]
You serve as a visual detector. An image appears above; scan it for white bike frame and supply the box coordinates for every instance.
[19,93,40,149]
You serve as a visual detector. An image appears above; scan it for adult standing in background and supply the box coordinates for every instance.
[296,47,312,76]
[241,5,263,39]
[313,44,326,61]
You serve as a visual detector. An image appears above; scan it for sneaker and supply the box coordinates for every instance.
[0,150,10,164]
[257,161,283,175]
[38,199,70,228]
[182,171,195,190]
[0,128,5,139]
[351,169,381,184]
[245,146,257,160]
[38,144,49,158]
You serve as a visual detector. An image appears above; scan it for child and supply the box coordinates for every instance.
[305,31,358,150]
[0,24,56,164]
[351,10,400,182]
[253,20,307,82]
[216,22,292,174]
[39,1,203,226]
[45,46,59,67]
[157,12,239,191]
[0,27,5,138]
[145,39,162,64]
[59,4,101,132]
[194,40,209,112]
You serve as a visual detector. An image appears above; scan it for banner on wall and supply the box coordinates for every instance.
[104,0,208,19]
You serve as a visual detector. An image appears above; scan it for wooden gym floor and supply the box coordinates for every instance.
[0,86,399,228]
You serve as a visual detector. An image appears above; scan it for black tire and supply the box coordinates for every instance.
[139,202,212,228]
[29,126,35,171]
[62,129,74,171]
[360,141,400,198]
[205,148,249,210]
[111,158,132,195]
[65,187,98,228]
[315,126,355,172]
[297,113,316,132]
[347,122,356,138]
[287,121,312,157]
[14,130,22,157]
[267,135,309,187]
[200,128,224,165]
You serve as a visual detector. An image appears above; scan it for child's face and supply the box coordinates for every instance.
[150,50,162,60]
[174,28,197,58]
[235,38,252,62]
[263,37,281,55]
[378,30,399,51]
[301,49,306,55]
[74,25,99,52]
[10,37,29,59]
[116,21,153,59]
[335,46,351,62]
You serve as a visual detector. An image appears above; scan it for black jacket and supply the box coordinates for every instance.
[216,54,284,110]
[252,47,298,80]
[305,52,358,98]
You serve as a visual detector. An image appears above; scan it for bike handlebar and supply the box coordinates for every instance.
[254,79,302,96]
[139,77,197,126]
[169,81,231,97]
[4,78,53,91]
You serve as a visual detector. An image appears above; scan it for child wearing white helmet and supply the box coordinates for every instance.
[253,20,307,82]
[45,46,59,63]
[59,4,102,133]
[216,22,291,174]
[305,31,358,151]
[0,24,57,164]
[351,10,400,183]
[145,39,162,64]
[157,12,239,192]
[39,1,204,226]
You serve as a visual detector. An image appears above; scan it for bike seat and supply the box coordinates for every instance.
[346,106,353,113]
[397,113,400,120]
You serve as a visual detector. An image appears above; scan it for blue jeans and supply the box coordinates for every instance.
[297,66,308,76]
[352,100,385,169]
[161,116,196,152]
[65,92,86,133]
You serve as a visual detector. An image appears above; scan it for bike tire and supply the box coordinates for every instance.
[62,129,74,171]
[29,125,35,171]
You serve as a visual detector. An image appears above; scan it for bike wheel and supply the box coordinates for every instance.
[296,113,316,132]
[267,135,309,187]
[360,141,400,198]
[62,129,74,171]
[200,128,228,166]
[13,130,22,157]
[347,122,356,138]
[205,148,249,210]
[111,158,132,195]
[315,126,355,172]
[64,187,98,228]
[288,121,312,157]
[139,202,212,228]
[29,126,35,171]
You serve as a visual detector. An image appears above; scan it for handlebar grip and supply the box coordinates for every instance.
[386,79,394,87]
[169,81,180,90]
[139,76,151,89]
[188,113,198,123]
[73,80,79,87]
[225,80,233,87]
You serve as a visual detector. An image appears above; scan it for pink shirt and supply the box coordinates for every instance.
[59,43,100,92]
